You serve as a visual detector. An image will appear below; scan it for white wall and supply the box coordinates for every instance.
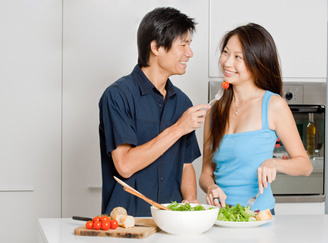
[0,1,62,242]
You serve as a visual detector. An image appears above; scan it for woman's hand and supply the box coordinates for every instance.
[206,184,227,208]
[257,158,277,194]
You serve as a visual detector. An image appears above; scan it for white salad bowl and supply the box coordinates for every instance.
[151,203,219,235]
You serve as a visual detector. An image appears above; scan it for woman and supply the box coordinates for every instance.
[199,23,313,214]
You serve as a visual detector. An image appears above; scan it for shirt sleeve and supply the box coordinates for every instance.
[181,95,201,164]
[184,130,201,164]
[99,86,137,155]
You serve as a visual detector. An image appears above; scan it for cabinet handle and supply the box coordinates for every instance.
[0,186,34,192]
[88,186,102,190]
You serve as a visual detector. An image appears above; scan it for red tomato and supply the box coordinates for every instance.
[93,221,102,230]
[101,221,110,230]
[92,216,101,223]
[110,219,118,229]
[100,215,110,223]
[85,221,93,230]
[222,81,230,89]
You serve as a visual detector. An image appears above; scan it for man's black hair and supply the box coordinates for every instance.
[137,7,197,67]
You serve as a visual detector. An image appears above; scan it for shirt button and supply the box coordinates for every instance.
[160,177,164,181]
[158,103,162,108]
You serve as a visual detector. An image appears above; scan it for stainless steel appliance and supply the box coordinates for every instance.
[208,81,326,203]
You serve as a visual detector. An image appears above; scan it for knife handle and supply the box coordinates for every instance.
[72,216,93,221]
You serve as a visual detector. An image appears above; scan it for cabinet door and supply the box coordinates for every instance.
[209,0,327,80]
[0,1,62,242]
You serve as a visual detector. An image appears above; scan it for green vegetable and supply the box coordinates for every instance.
[167,201,212,211]
[217,204,257,222]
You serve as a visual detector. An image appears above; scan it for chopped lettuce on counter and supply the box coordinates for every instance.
[167,201,213,211]
[217,204,257,222]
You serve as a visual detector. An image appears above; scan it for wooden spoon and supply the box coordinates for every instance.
[114,176,170,211]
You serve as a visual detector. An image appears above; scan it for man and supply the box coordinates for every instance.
[99,7,210,216]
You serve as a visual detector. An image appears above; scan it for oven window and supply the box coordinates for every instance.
[272,106,325,196]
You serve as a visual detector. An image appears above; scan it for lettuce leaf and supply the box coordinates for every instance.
[167,201,211,211]
[217,204,257,222]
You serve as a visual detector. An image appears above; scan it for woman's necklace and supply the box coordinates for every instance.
[234,105,240,115]
[233,88,259,116]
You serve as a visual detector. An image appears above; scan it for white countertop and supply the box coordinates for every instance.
[38,215,328,243]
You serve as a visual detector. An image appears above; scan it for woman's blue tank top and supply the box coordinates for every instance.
[213,90,278,211]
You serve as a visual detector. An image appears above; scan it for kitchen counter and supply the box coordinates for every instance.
[38,215,328,243]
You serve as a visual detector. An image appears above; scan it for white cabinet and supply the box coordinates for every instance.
[275,202,325,215]
[209,0,327,81]
[0,1,62,243]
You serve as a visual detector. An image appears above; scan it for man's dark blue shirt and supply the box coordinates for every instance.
[99,65,201,216]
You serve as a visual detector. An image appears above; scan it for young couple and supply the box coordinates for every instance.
[99,7,312,217]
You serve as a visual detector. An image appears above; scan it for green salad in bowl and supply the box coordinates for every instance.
[151,201,219,235]
[167,201,214,211]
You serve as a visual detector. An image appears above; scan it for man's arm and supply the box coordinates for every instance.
[111,104,210,178]
[181,163,199,203]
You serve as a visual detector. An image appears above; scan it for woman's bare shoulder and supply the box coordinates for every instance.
[269,94,289,111]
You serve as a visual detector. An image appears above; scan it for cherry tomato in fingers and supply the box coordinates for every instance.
[101,221,110,230]
[85,221,93,230]
[93,221,102,230]
[110,219,118,229]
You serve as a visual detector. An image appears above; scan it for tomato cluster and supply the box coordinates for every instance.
[85,215,118,230]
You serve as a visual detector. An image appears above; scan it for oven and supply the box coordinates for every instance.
[208,81,326,204]
[272,82,325,203]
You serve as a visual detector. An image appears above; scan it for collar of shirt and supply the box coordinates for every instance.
[131,65,177,98]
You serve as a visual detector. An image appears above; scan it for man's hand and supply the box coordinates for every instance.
[175,104,211,136]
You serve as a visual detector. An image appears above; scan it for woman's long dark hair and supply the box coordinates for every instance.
[210,23,283,157]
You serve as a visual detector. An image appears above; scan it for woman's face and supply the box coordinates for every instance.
[219,35,253,85]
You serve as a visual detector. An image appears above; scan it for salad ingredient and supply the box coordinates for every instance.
[100,215,110,223]
[93,220,102,230]
[101,221,110,230]
[92,216,101,223]
[85,221,93,229]
[256,209,273,221]
[110,206,127,220]
[120,215,135,228]
[167,201,213,211]
[110,206,135,228]
[222,81,230,89]
[217,204,257,222]
[110,219,119,229]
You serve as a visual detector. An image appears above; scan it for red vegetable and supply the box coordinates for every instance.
[85,221,93,229]
[101,221,111,230]
[93,221,102,230]
[222,81,229,89]
[110,219,118,229]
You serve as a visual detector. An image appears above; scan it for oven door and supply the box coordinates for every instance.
[272,105,325,202]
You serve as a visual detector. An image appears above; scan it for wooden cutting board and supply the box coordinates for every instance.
[74,218,159,239]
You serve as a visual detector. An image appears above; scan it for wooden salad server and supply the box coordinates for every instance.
[113,176,170,211]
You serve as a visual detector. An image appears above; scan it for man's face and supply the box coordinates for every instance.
[157,32,193,77]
